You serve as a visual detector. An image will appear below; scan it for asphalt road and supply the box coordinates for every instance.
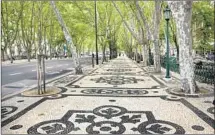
[1,56,101,97]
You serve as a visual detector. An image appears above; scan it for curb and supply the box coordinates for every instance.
[2,59,38,66]
[1,63,105,101]
[1,71,74,101]
[1,58,67,66]
[166,88,214,98]
[166,88,199,98]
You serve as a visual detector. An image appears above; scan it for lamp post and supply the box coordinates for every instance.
[164,5,171,78]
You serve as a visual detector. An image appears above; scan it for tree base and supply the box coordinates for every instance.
[167,87,213,98]
[21,86,61,97]
[75,65,83,74]
[181,79,199,93]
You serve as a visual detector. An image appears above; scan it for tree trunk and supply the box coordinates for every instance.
[5,49,8,60]
[49,44,52,60]
[135,44,138,62]
[27,50,31,62]
[44,27,47,57]
[37,1,43,94]
[102,44,107,63]
[2,49,5,61]
[50,1,82,74]
[49,24,53,60]
[148,43,153,65]
[142,44,147,66]
[170,20,179,61]
[153,1,161,73]
[9,48,13,63]
[17,46,22,59]
[174,36,179,61]
[168,1,198,94]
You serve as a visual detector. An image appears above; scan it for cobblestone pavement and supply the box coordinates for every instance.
[1,56,214,134]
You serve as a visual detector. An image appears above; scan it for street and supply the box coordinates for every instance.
[2,56,101,97]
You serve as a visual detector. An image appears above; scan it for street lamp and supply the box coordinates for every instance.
[164,5,171,78]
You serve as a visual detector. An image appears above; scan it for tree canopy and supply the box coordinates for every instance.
[1,1,214,60]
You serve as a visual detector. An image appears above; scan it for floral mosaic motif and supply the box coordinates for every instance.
[90,76,144,85]
[28,120,75,134]
[81,89,148,95]
[28,105,185,134]
[97,71,148,76]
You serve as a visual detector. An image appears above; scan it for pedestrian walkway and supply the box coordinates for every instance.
[1,56,214,134]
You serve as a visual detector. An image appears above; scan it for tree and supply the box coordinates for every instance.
[20,2,36,62]
[153,0,162,72]
[169,19,179,60]
[135,1,162,71]
[168,1,198,94]
[50,1,82,74]
[1,2,24,63]
[192,1,214,55]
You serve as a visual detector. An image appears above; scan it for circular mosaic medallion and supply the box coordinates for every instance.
[137,120,185,134]
[86,121,125,134]
[93,105,127,119]
[27,120,74,134]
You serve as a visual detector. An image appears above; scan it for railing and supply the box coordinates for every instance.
[160,56,215,85]
[160,56,180,73]
[194,63,215,84]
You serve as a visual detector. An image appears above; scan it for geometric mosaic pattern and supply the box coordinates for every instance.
[90,76,144,85]
[27,105,185,134]
[1,57,214,134]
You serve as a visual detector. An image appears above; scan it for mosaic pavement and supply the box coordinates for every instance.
[1,56,214,134]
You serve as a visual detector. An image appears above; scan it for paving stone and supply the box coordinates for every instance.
[185,97,214,119]
[62,87,168,97]
[70,75,162,88]
[2,97,214,134]
[2,56,214,134]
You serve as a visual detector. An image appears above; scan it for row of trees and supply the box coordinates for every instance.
[1,1,63,62]
[1,1,214,94]
[112,1,213,93]
[1,1,213,62]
